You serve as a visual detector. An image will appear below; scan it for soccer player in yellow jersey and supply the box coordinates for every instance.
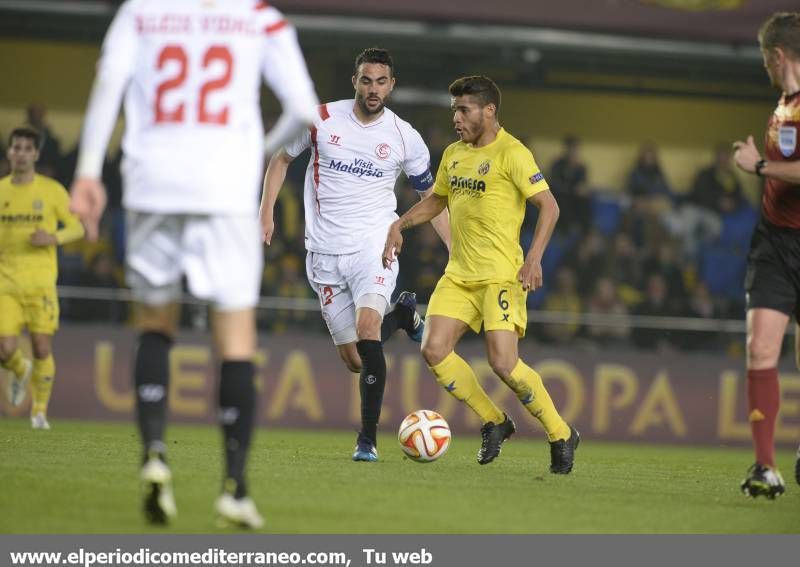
[0,127,85,429]
[383,76,580,473]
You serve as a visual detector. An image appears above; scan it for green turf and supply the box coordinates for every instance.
[1,418,798,534]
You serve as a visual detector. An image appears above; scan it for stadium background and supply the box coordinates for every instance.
[1,1,799,463]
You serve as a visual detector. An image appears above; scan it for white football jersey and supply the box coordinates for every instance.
[286,99,433,254]
[77,0,317,214]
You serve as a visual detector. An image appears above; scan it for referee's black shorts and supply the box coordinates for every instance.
[745,217,800,321]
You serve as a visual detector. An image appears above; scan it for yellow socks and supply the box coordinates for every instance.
[1,348,29,378]
[31,355,55,416]
[429,351,504,424]
[507,359,570,442]
[429,352,570,441]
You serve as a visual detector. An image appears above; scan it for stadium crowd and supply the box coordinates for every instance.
[0,105,759,353]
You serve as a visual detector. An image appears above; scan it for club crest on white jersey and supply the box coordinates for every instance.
[285,99,433,254]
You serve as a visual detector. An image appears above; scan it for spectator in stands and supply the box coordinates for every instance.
[59,142,123,210]
[689,144,745,215]
[642,240,689,314]
[679,282,720,351]
[56,141,76,189]
[624,142,675,248]
[549,135,590,235]
[631,273,678,351]
[664,143,744,256]
[272,254,315,333]
[102,150,126,265]
[566,228,607,297]
[25,104,61,179]
[70,251,126,323]
[271,178,303,254]
[626,141,672,202]
[425,125,452,174]
[586,276,630,344]
[540,267,582,344]
[605,232,644,306]
[405,224,448,303]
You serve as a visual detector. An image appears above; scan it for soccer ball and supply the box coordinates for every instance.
[397,410,451,463]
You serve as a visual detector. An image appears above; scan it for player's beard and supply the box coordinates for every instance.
[457,122,482,145]
[356,92,387,116]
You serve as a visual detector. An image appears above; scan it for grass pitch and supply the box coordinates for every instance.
[1,418,798,534]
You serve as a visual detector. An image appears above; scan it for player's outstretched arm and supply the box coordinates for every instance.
[733,135,800,183]
[518,190,559,292]
[259,10,318,156]
[52,187,85,245]
[418,188,451,252]
[259,150,294,245]
[70,178,107,242]
[72,2,135,242]
[733,135,762,174]
[383,193,447,268]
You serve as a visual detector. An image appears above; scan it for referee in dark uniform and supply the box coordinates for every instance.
[733,11,800,499]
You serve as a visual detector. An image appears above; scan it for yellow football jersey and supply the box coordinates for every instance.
[0,174,84,293]
[433,128,549,284]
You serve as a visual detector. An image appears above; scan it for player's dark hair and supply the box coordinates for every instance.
[449,76,501,112]
[759,12,800,58]
[8,127,40,149]
[354,48,394,76]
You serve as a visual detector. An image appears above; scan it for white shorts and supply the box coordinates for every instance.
[306,239,397,345]
[126,211,262,310]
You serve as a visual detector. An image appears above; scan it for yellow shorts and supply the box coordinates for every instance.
[0,288,60,336]
[427,275,528,337]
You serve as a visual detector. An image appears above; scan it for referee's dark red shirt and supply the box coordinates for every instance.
[763,91,800,228]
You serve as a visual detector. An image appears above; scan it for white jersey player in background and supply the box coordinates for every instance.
[259,48,450,462]
[69,0,318,528]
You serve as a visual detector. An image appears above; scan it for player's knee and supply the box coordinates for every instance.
[747,335,780,368]
[488,356,516,380]
[355,319,381,341]
[355,303,383,341]
[421,340,448,367]
[0,340,15,361]
[30,334,52,358]
[32,342,51,359]
[338,347,362,373]
[343,354,362,373]
[134,304,179,338]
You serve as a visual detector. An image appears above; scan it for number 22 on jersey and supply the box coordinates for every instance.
[154,44,233,125]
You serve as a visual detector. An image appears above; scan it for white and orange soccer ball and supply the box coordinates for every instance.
[397,410,451,463]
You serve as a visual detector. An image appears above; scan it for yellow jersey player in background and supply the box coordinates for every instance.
[0,127,85,429]
[383,76,580,473]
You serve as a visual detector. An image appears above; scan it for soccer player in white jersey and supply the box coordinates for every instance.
[259,48,450,462]
[69,0,318,528]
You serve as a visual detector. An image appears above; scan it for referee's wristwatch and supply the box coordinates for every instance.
[755,159,768,177]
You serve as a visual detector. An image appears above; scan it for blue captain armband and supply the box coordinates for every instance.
[409,169,434,192]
